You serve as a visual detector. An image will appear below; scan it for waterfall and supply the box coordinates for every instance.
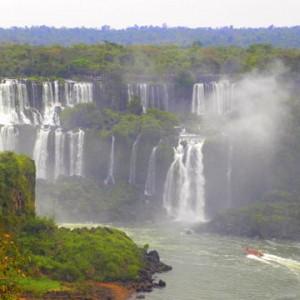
[73,82,93,104]
[30,81,44,124]
[144,144,159,196]
[68,129,85,177]
[54,129,66,179]
[34,128,85,180]
[191,83,205,115]
[139,83,148,113]
[129,134,141,184]
[33,127,51,179]
[42,81,61,126]
[127,83,136,103]
[0,78,94,181]
[163,84,170,111]
[0,125,18,151]
[127,83,171,112]
[191,81,234,115]
[163,136,206,223]
[105,135,115,185]
[211,80,234,115]
[0,79,31,125]
[65,81,93,106]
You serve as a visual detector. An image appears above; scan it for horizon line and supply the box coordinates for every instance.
[1,24,300,30]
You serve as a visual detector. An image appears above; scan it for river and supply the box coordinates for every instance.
[63,222,300,299]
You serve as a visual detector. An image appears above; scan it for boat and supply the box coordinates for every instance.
[244,248,264,257]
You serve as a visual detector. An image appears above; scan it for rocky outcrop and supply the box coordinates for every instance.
[132,249,172,295]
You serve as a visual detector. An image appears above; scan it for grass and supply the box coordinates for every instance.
[17,277,62,296]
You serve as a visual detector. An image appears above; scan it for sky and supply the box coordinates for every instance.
[1,0,299,29]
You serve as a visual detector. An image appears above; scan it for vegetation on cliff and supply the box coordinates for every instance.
[18,218,145,282]
[0,151,35,231]
[0,152,170,299]
[204,198,300,240]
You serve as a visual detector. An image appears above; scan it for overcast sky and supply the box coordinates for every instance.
[1,0,299,29]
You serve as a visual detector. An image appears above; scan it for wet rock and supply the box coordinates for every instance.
[146,250,160,263]
[158,279,166,287]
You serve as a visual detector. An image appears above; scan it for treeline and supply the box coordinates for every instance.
[1,25,300,48]
[1,42,300,80]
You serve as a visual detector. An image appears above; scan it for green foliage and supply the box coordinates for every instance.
[0,152,35,230]
[0,42,298,78]
[111,113,140,138]
[18,219,145,282]
[106,183,139,209]
[17,277,61,296]
[127,97,143,115]
[146,108,179,136]
[0,230,29,299]
[208,200,300,240]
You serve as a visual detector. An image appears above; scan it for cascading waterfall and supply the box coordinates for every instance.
[163,84,170,111]
[42,81,61,126]
[127,83,171,112]
[68,129,85,177]
[73,82,93,104]
[191,80,235,115]
[54,129,66,179]
[191,83,205,115]
[65,81,94,106]
[129,134,141,184]
[139,83,148,113]
[127,84,133,102]
[105,135,115,185]
[211,81,232,114]
[0,79,32,125]
[33,127,51,179]
[0,125,18,151]
[0,79,94,180]
[34,128,85,180]
[144,144,159,196]
[163,136,206,223]
[0,79,94,127]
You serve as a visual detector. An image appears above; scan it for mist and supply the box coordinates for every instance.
[225,64,289,142]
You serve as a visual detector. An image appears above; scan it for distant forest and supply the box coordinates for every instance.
[1,25,300,48]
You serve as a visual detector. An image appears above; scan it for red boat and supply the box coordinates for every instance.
[244,248,264,257]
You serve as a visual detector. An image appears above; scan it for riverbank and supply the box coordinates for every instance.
[19,242,171,299]
[21,282,135,300]
[21,273,168,299]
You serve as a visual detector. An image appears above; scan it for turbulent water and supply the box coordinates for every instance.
[122,223,300,300]
[63,222,300,300]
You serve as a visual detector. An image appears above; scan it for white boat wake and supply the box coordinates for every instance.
[247,253,300,276]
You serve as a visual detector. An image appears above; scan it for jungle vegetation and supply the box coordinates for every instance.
[0,42,299,80]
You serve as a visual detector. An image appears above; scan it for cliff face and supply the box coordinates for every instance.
[0,152,35,224]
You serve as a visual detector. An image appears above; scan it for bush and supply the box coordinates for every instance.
[17,220,145,283]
